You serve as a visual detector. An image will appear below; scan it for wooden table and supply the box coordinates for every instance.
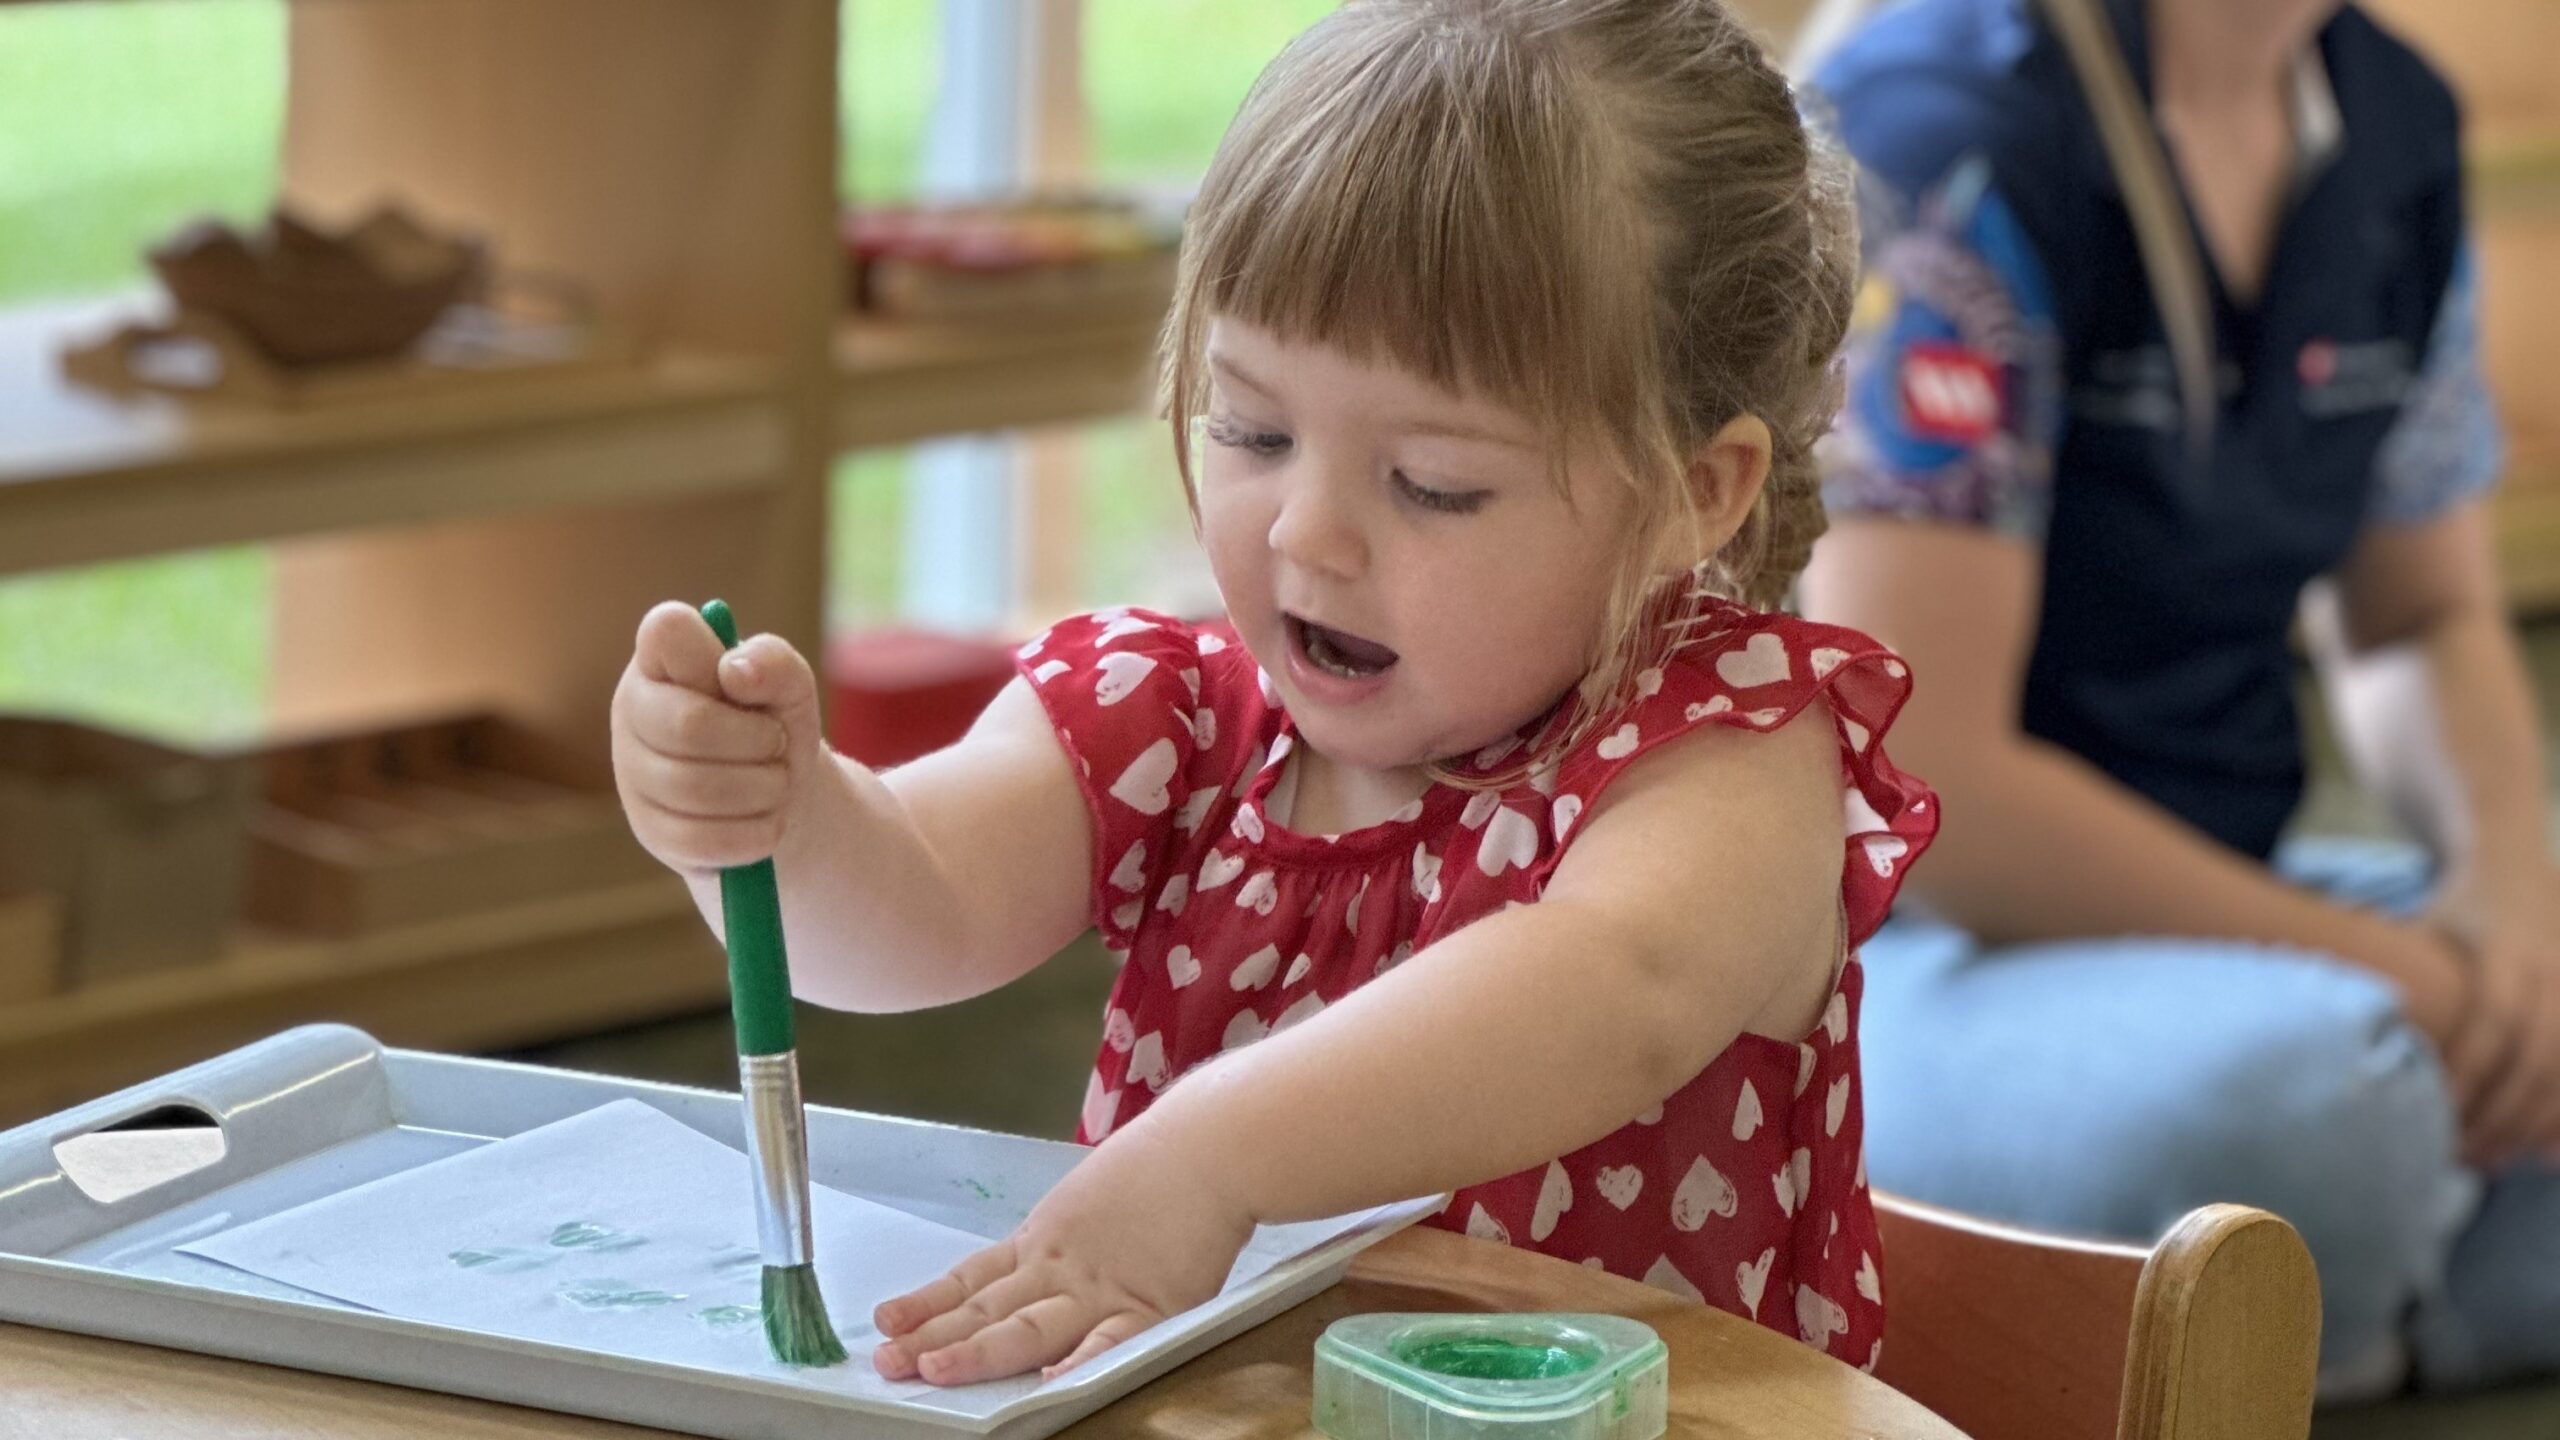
[1,1227,1965,1439]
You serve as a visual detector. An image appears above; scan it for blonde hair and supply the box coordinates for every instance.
[1161,0,1859,757]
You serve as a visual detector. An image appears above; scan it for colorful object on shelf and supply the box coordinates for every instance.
[842,192,1181,324]
[823,627,1021,769]
[1313,1313,1669,1440]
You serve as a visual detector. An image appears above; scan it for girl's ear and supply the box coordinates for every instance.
[1655,413,1774,572]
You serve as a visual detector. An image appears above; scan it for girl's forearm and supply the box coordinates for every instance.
[681,751,1021,1014]
[1126,899,1795,1228]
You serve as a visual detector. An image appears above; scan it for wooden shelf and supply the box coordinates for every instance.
[0,297,792,578]
[836,312,1160,451]
[0,876,724,1127]
[2475,135,2560,215]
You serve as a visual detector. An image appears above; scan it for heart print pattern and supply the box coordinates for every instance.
[1010,598,1934,1370]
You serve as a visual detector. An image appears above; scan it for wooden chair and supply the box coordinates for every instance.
[1873,1193,2322,1440]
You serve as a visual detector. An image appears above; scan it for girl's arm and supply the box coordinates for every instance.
[1798,520,2471,1038]
[1133,704,1847,1222]
[868,703,1849,1386]
[758,677,1096,1013]
[622,603,1094,1014]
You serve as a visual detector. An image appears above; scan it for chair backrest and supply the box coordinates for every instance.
[1872,1193,2321,1440]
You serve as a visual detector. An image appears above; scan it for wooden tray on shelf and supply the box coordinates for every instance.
[246,715,663,938]
[0,716,257,989]
[57,300,630,410]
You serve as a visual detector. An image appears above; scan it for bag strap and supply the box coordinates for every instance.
[1794,0,2217,457]
[2030,0,2217,456]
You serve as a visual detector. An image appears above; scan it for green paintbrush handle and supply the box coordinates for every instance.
[700,600,796,1060]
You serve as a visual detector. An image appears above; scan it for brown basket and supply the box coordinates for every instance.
[246,715,661,936]
[0,719,258,988]
[147,205,487,369]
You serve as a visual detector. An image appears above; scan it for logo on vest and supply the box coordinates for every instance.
[2296,337,2413,418]
[1897,341,2002,444]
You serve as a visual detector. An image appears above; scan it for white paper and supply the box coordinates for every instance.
[177,1098,1423,1416]
[183,1100,983,1403]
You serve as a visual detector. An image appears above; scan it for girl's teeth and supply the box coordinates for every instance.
[1304,622,1381,679]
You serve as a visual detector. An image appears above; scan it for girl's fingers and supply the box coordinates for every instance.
[916,1294,1094,1387]
[627,746,788,819]
[875,1240,1017,1341]
[882,1265,1052,1375]
[1041,1310,1154,1381]
[626,793,781,871]
[627,682,789,763]
[634,601,728,694]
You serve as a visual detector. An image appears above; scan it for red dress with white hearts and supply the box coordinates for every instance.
[1014,597,1936,1370]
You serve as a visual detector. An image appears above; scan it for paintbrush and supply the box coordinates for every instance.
[699,598,848,1368]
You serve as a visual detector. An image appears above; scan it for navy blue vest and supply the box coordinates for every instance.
[1818,0,2467,859]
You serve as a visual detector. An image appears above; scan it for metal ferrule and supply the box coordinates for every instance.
[739,1051,815,1268]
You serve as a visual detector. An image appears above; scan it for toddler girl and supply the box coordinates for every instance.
[611,0,1934,1388]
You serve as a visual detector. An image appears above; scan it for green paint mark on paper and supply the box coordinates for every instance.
[1395,1335,1601,1382]
[549,1222,645,1252]
[954,1178,996,1200]
[697,1304,763,1330]
[448,1247,555,1274]
[559,1281,687,1311]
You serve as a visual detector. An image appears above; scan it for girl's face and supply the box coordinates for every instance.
[1197,317,1638,776]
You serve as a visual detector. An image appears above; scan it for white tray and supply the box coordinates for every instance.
[0,1025,1432,1438]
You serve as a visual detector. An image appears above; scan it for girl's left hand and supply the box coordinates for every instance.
[871,1123,1256,1386]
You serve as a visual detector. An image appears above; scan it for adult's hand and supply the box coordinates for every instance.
[2435,877,2560,1168]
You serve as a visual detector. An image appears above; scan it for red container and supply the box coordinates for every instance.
[823,628,1021,769]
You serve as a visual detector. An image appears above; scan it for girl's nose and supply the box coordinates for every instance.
[1266,472,1371,581]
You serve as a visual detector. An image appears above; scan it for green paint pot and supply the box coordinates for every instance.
[1313,1313,1667,1439]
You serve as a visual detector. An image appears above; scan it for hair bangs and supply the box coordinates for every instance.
[1164,8,1659,492]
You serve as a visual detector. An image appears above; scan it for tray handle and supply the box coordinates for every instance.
[0,1025,394,1234]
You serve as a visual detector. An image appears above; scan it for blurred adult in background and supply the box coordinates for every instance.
[1797,0,2560,1398]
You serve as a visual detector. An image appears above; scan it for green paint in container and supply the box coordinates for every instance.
[1313,1313,1668,1439]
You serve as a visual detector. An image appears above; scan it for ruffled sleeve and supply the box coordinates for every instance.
[1014,608,1220,949]
[1548,606,1938,946]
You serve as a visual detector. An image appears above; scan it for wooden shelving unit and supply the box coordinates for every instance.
[0,0,846,1124]
[0,0,1177,1126]
[0,299,790,577]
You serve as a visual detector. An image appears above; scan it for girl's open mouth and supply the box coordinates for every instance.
[1286,614,1399,681]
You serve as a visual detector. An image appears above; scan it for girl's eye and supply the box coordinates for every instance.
[1205,415,1291,457]
[1393,470,1490,515]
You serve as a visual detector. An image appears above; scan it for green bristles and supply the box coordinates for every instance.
[762,1263,849,1367]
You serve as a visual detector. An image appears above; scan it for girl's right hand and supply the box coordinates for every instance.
[610,601,828,876]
